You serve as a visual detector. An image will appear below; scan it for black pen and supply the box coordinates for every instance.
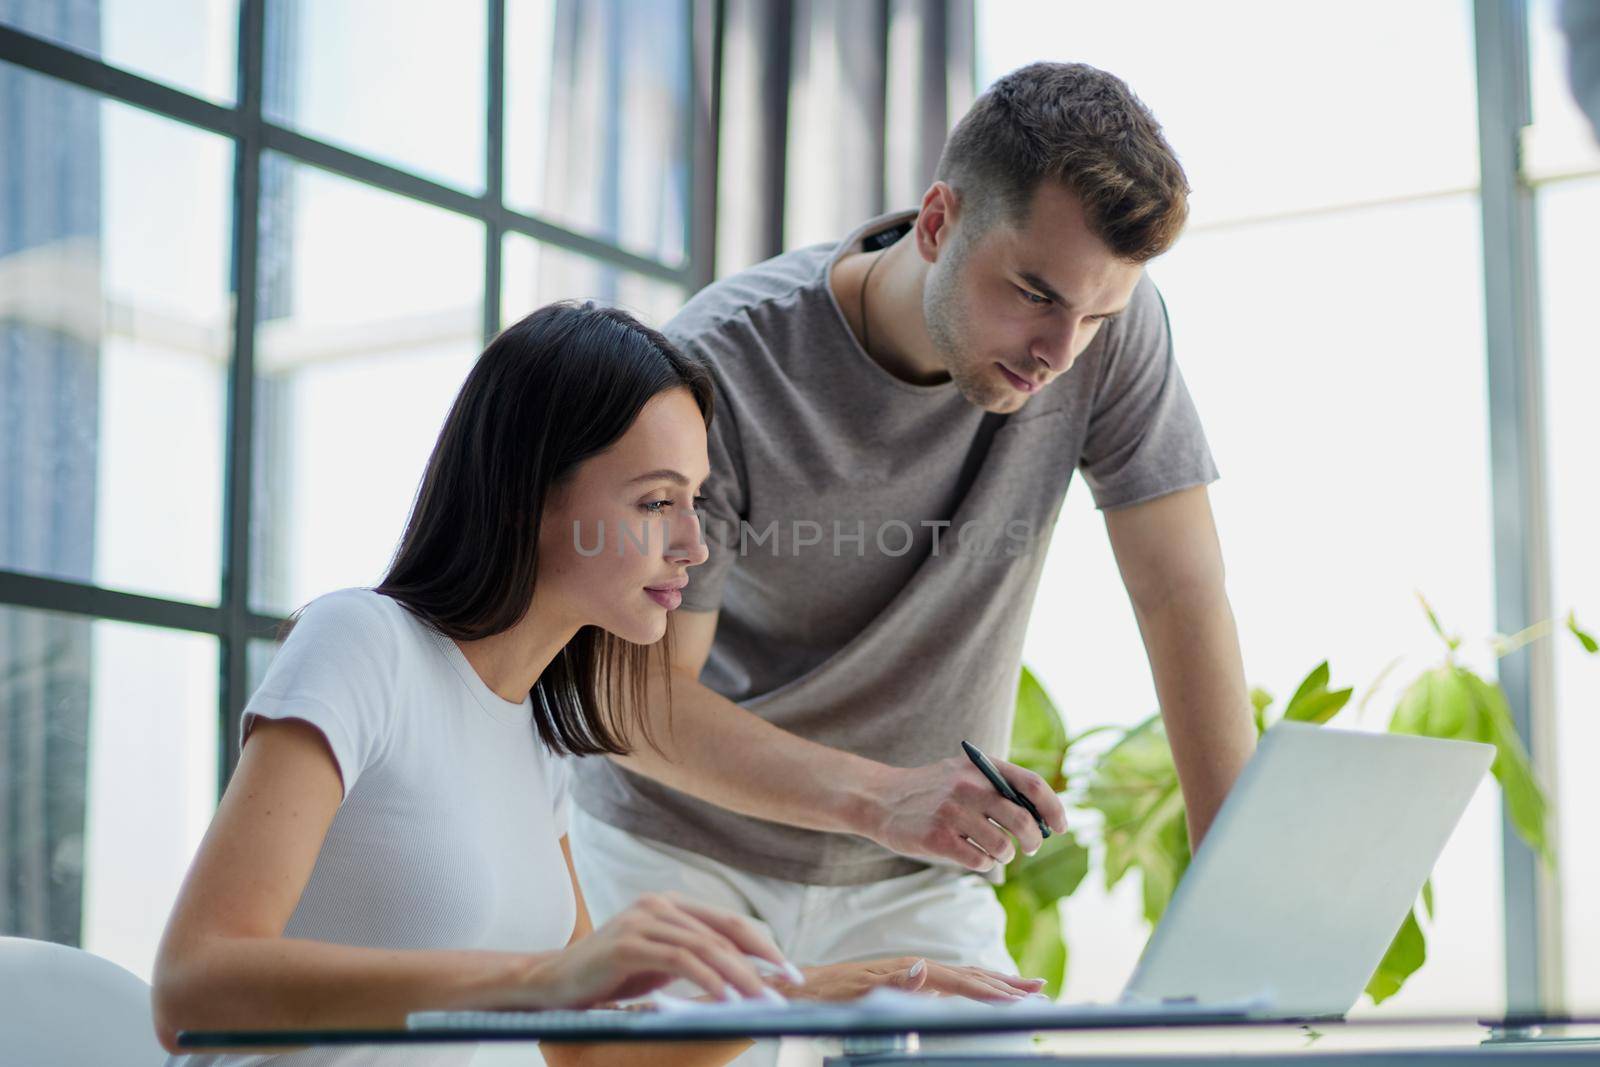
[961,739,1052,840]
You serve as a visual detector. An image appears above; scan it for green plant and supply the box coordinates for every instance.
[999,598,1597,1002]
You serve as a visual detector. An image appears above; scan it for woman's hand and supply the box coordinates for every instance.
[776,957,1046,1003]
[528,892,792,1007]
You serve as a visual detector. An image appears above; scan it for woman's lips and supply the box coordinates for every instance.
[645,587,683,610]
[996,363,1039,394]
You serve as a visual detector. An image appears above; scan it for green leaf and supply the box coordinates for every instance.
[1249,687,1273,735]
[997,882,1066,997]
[1286,661,1330,710]
[1365,908,1427,1004]
[1082,714,1192,924]
[1014,899,1067,997]
[1281,661,1354,725]
[1140,801,1192,924]
[1569,611,1599,655]
[1008,827,1091,903]
[997,881,1037,974]
[1421,879,1434,922]
[1063,725,1121,753]
[1283,689,1355,725]
[1390,667,1482,742]
[1462,671,1553,865]
[1392,667,1553,866]
[1012,667,1069,789]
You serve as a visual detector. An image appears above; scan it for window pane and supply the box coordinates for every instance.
[1526,0,1600,180]
[1541,175,1600,1011]
[975,0,1479,225]
[504,0,692,265]
[0,0,238,103]
[1021,196,1505,1014]
[250,156,485,616]
[502,233,685,331]
[263,0,486,192]
[247,635,282,698]
[0,605,218,982]
[982,2,1501,1013]
[0,63,231,605]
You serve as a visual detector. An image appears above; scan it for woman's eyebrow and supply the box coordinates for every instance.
[628,468,691,486]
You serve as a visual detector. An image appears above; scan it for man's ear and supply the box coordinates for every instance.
[915,181,960,264]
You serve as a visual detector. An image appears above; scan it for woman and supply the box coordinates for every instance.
[153,302,1041,1066]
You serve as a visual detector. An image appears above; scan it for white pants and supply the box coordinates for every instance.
[567,805,1024,1067]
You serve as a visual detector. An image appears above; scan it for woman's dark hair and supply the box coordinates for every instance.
[375,300,714,757]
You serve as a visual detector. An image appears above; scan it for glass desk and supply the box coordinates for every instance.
[175,1012,1600,1064]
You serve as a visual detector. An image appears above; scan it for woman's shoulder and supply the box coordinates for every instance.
[289,588,427,653]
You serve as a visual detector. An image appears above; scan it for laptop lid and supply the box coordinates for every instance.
[1121,721,1493,1018]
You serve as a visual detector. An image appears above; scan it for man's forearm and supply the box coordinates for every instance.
[1131,582,1257,848]
[610,664,891,836]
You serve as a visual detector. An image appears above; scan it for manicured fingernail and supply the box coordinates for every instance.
[908,959,926,978]
[749,954,807,986]
[757,985,788,1006]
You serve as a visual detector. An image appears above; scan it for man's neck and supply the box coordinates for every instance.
[835,231,947,386]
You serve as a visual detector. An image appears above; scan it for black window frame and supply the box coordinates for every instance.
[0,0,722,788]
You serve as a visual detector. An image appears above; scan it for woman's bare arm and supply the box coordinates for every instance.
[152,718,780,1055]
[150,717,576,1051]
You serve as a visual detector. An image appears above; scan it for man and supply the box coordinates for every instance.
[570,59,1257,1035]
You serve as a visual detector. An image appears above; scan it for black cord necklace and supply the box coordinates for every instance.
[858,249,885,358]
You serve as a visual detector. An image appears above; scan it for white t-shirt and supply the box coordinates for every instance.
[171,588,577,1066]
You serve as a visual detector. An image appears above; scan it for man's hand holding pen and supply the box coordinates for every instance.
[853,743,1068,872]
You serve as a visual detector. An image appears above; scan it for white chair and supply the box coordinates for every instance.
[0,936,167,1065]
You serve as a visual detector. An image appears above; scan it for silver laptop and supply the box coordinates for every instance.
[1122,720,1494,1019]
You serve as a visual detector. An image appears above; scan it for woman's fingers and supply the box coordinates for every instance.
[981,967,1047,993]
[919,962,1025,1001]
[626,940,732,1001]
[894,958,929,992]
[669,897,793,973]
[631,913,770,999]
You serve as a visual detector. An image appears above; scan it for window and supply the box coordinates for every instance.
[1528,0,1600,1013]
[0,605,218,981]
[0,0,710,969]
[980,0,1545,1015]
[249,159,485,615]
[504,0,693,265]
[263,1,487,191]
[0,64,232,606]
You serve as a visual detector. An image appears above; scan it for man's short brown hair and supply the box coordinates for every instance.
[935,62,1190,263]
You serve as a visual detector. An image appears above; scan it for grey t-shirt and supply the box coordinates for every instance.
[572,210,1219,885]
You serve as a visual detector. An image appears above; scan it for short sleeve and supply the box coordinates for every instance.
[1078,275,1220,511]
[678,353,749,613]
[545,753,573,838]
[242,589,400,799]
